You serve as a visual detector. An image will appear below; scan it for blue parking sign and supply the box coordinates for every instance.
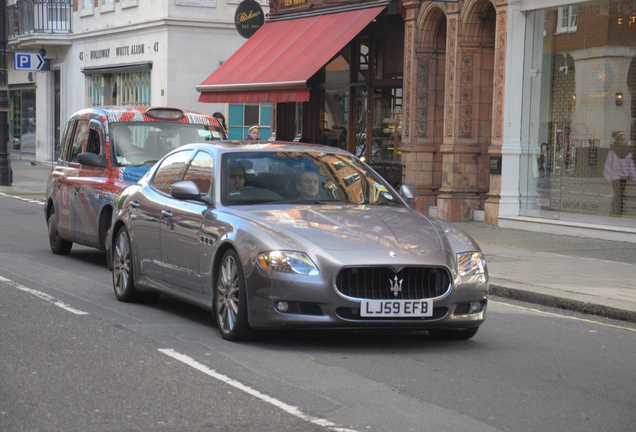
[14,52,45,71]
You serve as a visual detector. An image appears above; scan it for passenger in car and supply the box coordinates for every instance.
[296,171,320,200]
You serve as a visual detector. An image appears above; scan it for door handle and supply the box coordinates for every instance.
[130,201,140,208]
[161,210,173,218]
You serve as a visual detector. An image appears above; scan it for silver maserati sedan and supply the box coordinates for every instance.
[110,141,488,341]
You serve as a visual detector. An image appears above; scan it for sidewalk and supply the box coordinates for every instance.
[2,157,636,324]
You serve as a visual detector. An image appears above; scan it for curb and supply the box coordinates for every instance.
[490,284,636,324]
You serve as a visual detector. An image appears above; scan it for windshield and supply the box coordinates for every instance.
[221,151,402,206]
[111,122,224,167]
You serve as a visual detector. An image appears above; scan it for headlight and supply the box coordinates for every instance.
[457,252,486,276]
[258,251,319,276]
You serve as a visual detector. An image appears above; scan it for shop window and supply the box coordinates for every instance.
[119,71,151,106]
[86,71,151,106]
[520,3,635,223]
[323,88,349,150]
[227,103,271,140]
[88,75,102,106]
[9,88,36,154]
[556,6,578,33]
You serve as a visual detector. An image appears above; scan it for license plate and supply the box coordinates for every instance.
[360,299,433,317]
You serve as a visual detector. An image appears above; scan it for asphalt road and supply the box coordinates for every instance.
[1,193,635,432]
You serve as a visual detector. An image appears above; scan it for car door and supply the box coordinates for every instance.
[72,119,108,245]
[64,119,90,242]
[160,150,213,292]
[137,149,194,281]
[49,119,78,240]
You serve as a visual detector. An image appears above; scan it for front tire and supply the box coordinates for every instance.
[48,209,72,255]
[214,249,253,341]
[112,226,158,302]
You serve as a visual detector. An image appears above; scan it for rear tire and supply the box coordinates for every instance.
[48,209,72,255]
[112,226,158,302]
[214,249,254,341]
[428,327,479,341]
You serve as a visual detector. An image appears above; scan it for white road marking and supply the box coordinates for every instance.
[0,192,45,205]
[158,348,359,432]
[0,275,89,315]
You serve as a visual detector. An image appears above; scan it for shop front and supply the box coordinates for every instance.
[517,0,636,228]
[197,0,405,187]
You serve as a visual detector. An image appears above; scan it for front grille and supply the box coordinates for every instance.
[336,267,451,300]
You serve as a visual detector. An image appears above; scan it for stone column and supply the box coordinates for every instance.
[436,10,486,221]
[400,0,435,214]
[484,3,508,225]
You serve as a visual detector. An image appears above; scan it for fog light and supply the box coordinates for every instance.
[469,302,481,313]
[276,301,289,313]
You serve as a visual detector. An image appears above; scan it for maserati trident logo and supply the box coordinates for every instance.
[389,275,403,297]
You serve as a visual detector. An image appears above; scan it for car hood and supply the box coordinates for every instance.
[234,205,443,256]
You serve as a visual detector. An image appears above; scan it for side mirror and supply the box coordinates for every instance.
[171,180,209,204]
[77,152,105,167]
[399,184,418,205]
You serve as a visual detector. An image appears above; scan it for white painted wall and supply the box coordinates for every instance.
[32,0,268,161]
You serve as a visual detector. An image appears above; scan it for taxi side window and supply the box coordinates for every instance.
[86,129,101,155]
[151,150,194,195]
[68,120,89,163]
[58,120,74,161]
[183,151,213,195]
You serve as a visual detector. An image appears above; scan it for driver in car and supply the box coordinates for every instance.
[114,126,146,164]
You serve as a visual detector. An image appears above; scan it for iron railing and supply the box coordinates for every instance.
[7,0,71,37]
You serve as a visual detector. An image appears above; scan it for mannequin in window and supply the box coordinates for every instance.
[604,131,636,216]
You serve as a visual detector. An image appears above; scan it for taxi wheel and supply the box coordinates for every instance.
[428,327,479,341]
[214,249,254,341]
[48,209,72,255]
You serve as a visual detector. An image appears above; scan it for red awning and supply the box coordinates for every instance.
[197,6,386,104]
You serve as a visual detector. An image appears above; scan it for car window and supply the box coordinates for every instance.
[111,122,224,167]
[68,120,90,163]
[183,151,213,195]
[86,129,101,155]
[221,151,400,206]
[59,120,74,161]
[151,150,194,195]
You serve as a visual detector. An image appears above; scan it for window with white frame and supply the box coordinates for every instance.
[100,0,115,13]
[79,0,94,16]
[556,5,578,33]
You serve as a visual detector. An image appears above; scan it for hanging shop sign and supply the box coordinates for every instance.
[235,0,264,39]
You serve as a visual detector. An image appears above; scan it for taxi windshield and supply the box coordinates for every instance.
[111,122,224,167]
